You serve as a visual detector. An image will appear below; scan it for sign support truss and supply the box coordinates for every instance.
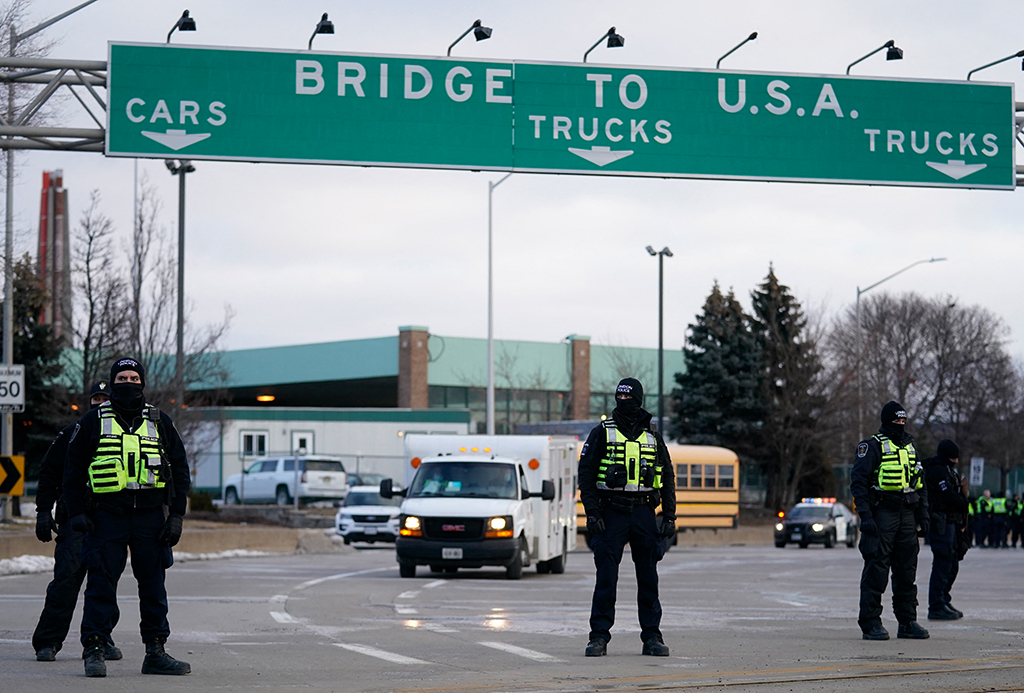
[0,57,106,152]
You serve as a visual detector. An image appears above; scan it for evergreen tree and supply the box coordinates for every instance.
[12,254,72,481]
[749,266,828,508]
[671,282,764,461]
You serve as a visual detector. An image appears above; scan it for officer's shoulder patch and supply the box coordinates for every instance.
[69,423,80,443]
[857,442,868,458]
[580,442,589,457]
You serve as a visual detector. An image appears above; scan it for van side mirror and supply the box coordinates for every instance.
[380,479,406,499]
[528,479,556,501]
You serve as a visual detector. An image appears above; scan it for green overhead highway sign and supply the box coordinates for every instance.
[107,43,1015,189]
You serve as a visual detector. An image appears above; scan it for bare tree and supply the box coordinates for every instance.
[69,190,131,395]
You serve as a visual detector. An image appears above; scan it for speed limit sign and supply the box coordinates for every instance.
[0,365,25,413]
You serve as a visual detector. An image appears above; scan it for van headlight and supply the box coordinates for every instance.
[400,515,422,537]
[811,523,824,532]
[485,515,514,538]
[775,523,784,531]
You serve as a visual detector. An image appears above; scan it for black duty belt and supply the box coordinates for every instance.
[601,494,654,510]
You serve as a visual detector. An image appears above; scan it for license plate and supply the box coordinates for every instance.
[364,527,378,535]
[322,476,332,483]
[442,548,463,560]
[791,532,802,539]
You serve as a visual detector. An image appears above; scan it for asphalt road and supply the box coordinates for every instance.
[1,539,1022,693]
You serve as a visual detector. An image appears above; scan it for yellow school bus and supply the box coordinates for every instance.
[577,443,741,533]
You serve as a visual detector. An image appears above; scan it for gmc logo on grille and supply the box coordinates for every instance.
[442,524,465,532]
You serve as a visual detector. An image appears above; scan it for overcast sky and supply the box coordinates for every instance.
[10,1,1024,360]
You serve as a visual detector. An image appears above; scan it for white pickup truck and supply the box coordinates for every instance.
[381,434,578,579]
[222,456,350,505]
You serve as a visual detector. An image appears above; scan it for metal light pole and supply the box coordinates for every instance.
[2,0,100,475]
[716,32,758,69]
[486,173,512,435]
[846,39,903,75]
[646,246,673,433]
[854,257,946,440]
[967,49,1024,80]
[165,160,194,413]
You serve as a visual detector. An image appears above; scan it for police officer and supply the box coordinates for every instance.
[974,491,993,547]
[1009,494,1022,548]
[850,401,930,640]
[579,378,675,657]
[31,382,122,662]
[990,493,1008,548]
[923,440,968,620]
[63,358,192,677]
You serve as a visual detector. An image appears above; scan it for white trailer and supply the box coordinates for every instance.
[381,434,578,579]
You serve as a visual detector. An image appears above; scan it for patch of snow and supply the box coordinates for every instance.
[0,549,273,577]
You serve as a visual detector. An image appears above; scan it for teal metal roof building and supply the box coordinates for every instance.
[204,328,684,434]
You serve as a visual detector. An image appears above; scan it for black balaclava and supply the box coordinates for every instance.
[937,439,960,464]
[612,377,648,437]
[879,400,908,445]
[108,357,146,415]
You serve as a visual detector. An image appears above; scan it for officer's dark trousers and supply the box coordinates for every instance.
[927,519,959,612]
[974,517,990,546]
[858,501,919,631]
[589,503,663,644]
[80,507,171,646]
[989,517,1007,547]
[32,523,120,652]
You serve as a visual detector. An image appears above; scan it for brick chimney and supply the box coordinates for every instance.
[568,334,591,420]
[398,326,429,409]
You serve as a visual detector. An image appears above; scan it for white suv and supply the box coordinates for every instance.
[335,486,403,544]
[223,456,350,505]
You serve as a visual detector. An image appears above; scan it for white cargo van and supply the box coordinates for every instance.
[380,435,578,579]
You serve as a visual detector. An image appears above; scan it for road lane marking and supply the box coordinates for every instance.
[270,594,287,603]
[397,590,421,599]
[333,643,429,664]
[423,580,447,589]
[295,567,392,591]
[270,611,298,623]
[478,641,564,662]
[395,606,418,614]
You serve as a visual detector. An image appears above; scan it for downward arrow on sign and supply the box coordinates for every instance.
[568,146,634,167]
[925,159,987,180]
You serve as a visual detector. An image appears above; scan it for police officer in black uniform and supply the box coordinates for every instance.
[579,378,676,657]
[924,439,969,620]
[31,382,122,662]
[850,401,930,641]
[63,358,192,677]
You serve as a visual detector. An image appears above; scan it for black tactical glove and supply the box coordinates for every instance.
[917,517,930,538]
[586,515,606,535]
[69,514,95,534]
[860,515,877,536]
[660,518,676,538]
[159,514,183,547]
[35,511,57,543]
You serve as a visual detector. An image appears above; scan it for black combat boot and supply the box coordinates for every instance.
[897,621,930,639]
[141,637,191,675]
[861,623,889,640]
[585,638,607,656]
[642,636,670,656]
[82,635,106,677]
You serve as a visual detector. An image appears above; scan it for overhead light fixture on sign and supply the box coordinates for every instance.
[309,13,335,50]
[448,19,492,57]
[167,10,196,43]
[716,31,758,69]
[846,39,902,75]
[583,27,624,63]
[967,49,1024,80]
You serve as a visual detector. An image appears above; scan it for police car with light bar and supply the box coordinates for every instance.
[775,498,859,549]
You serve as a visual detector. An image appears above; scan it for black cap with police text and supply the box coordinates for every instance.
[616,377,644,407]
[110,357,146,388]
[880,400,906,424]
[937,439,960,461]
[89,380,109,397]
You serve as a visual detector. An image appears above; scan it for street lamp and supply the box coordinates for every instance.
[716,32,758,69]
[846,39,903,75]
[308,13,334,50]
[854,257,946,440]
[166,10,196,43]
[646,245,673,434]
[583,27,624,63]
[2,0,100,520]
[967,50,1024,80]
[448,19,492,56]
[486,173,513,435]
[165,159,195,414]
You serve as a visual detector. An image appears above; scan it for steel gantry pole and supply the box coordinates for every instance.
[486,173,512,435]
[646,246,673,433]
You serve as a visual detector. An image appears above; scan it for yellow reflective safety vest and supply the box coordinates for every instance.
[872,433,922,493]
[991,497,1007,514]
[596,421,662,492]
[87,404,166,494]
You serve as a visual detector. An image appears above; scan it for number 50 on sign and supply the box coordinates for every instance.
[0,365,25,413]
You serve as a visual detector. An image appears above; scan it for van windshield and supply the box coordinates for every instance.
[408,462,518,499]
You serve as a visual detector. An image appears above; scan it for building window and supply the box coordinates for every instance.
[240,430,268,459]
